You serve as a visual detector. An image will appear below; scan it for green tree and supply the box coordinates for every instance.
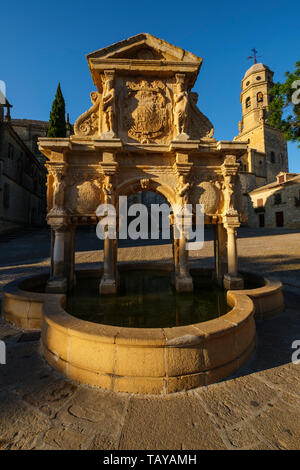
[47,83,66,137]
[268,61,300,146]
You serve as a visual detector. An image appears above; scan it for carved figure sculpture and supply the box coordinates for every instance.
[102,71,116,136]
[222,174,235,213]
[52,171,66,210]
[176,174,190,204]
[173,74,190,138]
[103,175,114,204]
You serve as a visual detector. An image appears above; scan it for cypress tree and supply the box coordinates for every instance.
[47,83,66,137]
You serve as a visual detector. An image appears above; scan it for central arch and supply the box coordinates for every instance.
[115,177,176,208]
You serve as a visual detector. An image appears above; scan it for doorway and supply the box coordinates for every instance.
[275,211,284,227]
[259,213,265,227]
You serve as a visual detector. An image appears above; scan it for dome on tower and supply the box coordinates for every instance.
[243,63,271,79]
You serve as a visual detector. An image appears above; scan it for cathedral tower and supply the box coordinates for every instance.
[235,62,288,184]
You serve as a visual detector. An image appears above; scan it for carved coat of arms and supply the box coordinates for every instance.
[125,80,168,143]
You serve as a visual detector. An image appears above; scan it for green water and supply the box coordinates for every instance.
[66,269,230,328]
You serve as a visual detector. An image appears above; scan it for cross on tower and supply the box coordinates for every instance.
[248,48,261,64]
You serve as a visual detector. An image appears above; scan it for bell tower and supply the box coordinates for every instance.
[235,62,289,183]
[240,63,273,138]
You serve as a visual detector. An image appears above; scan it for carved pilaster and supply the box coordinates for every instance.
[46,163,69,218]
[221,154,240,216]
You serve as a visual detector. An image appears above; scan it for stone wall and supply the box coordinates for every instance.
[0,122,47,230]
[249,180,300,228]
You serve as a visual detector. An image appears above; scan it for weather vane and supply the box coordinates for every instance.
[248,48,262,64]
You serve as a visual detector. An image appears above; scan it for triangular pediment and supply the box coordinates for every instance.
[87,33,202,64]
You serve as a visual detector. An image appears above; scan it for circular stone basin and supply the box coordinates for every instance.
[66,269,230,328]
[41,266,257,395]
[2,266,284,394]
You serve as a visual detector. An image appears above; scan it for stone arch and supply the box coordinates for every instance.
[115,177,176,208]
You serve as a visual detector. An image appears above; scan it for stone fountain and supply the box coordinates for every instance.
[1,34,284,394]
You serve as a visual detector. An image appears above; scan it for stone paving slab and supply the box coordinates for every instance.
[0,227,300,449]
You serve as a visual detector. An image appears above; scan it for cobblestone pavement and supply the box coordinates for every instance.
[0,227,300,450]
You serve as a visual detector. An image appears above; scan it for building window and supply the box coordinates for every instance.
[246,81,250,87]
[17,158,23,184]
[257,198,263,207]
[278,175,285,184]
[257,92,263,103]
[270,151,276,163]
[274,193,282,205]
[3,183,10,208]
[245,97,251,108]
[256,76,261,81]
[8,143,14,159]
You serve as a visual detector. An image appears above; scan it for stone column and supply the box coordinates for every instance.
[169,214,179,286]
[214,223,228,286]
[223,218,244,290]
[64,225,76,290]
[46,223,68,293]
[174,225,193,293]
[173,164,193,293]
[99,161,118,295]
[100,235,117,294]
[227,226,238,275]
[221,155,243,290]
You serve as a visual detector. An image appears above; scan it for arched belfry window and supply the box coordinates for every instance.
[257,92,263,103]
[245,97,251,108]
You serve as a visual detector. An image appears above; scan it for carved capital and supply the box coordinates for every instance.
[221,154,240,176]
[223,213,240,229]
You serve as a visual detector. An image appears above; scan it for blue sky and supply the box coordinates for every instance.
[2,0,299,171]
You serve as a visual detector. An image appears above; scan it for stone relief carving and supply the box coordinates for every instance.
[222,175,235,214]
[48,167,67,215]
[101,71,116,138]
[184,91,214,140]
[123,78,169,143]
[64,169,102,214]
[198,181,221,214]
[189,175,222,215]
[74,72,214,143]
[74,92,100,136]
[176,174,191,204]
[221,155,240,216]
[172,74,214,141]
[77,180,101,214]
[173,74,190,139]
[102,175,115,204]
